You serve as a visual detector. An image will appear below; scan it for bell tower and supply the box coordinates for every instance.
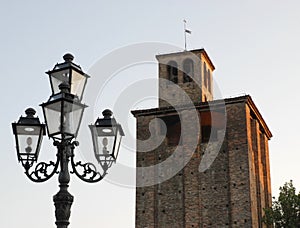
[133,48,272,228]
[156,49,215,107]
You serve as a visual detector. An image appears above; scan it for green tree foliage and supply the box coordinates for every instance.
[263,180,300,227]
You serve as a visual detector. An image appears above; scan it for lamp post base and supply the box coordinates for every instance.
[53,186,74,228]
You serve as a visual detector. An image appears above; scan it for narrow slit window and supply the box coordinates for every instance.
[204,62,208,88]
[208,69,211,92]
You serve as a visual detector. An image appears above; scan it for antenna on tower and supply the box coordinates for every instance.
[183,19,192,51]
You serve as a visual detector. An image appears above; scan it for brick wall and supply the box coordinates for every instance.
[134,96,272,228]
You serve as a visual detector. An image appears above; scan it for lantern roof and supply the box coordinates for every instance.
[47,53,85,75]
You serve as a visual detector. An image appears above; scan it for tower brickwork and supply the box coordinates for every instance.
[133,49,272,228]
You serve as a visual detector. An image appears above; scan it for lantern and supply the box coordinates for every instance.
[41,82,87,140]
[46,53,90,101]
[89,109,124,170]
[12,108,45,163]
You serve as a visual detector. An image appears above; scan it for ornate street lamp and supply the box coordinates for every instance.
[11,54,124,228]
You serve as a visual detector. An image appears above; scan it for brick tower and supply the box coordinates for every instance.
[132,49,272,227]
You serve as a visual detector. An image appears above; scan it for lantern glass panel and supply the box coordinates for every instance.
[63,102,85,137]
[50,69,70,95]
[113,126,123,160]
[15,125,44,161]
[91,126,116,157]
[71,70,87,100]
[43,102,61,137]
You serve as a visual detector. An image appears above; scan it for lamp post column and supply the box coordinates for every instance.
[53,140,74,228]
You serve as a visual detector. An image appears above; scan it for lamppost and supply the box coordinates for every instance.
[11,54,124,228]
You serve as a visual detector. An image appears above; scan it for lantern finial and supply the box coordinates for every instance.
[63,53,74,62]
[25,108,36,117]
[102,109,113,119]
[58,82,71,93]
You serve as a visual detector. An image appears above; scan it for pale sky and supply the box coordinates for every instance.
[1,1,300,227]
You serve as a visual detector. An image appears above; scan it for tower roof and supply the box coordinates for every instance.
[156,48,215,70]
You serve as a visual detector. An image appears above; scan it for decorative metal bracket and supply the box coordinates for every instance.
[70,158,104,183]
[69,141,105,183]
[22,156,59,183]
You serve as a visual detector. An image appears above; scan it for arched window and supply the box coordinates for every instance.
[167,61,178,83]
[183,59,194,83]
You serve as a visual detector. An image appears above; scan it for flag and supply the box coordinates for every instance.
[185,29,192,34]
